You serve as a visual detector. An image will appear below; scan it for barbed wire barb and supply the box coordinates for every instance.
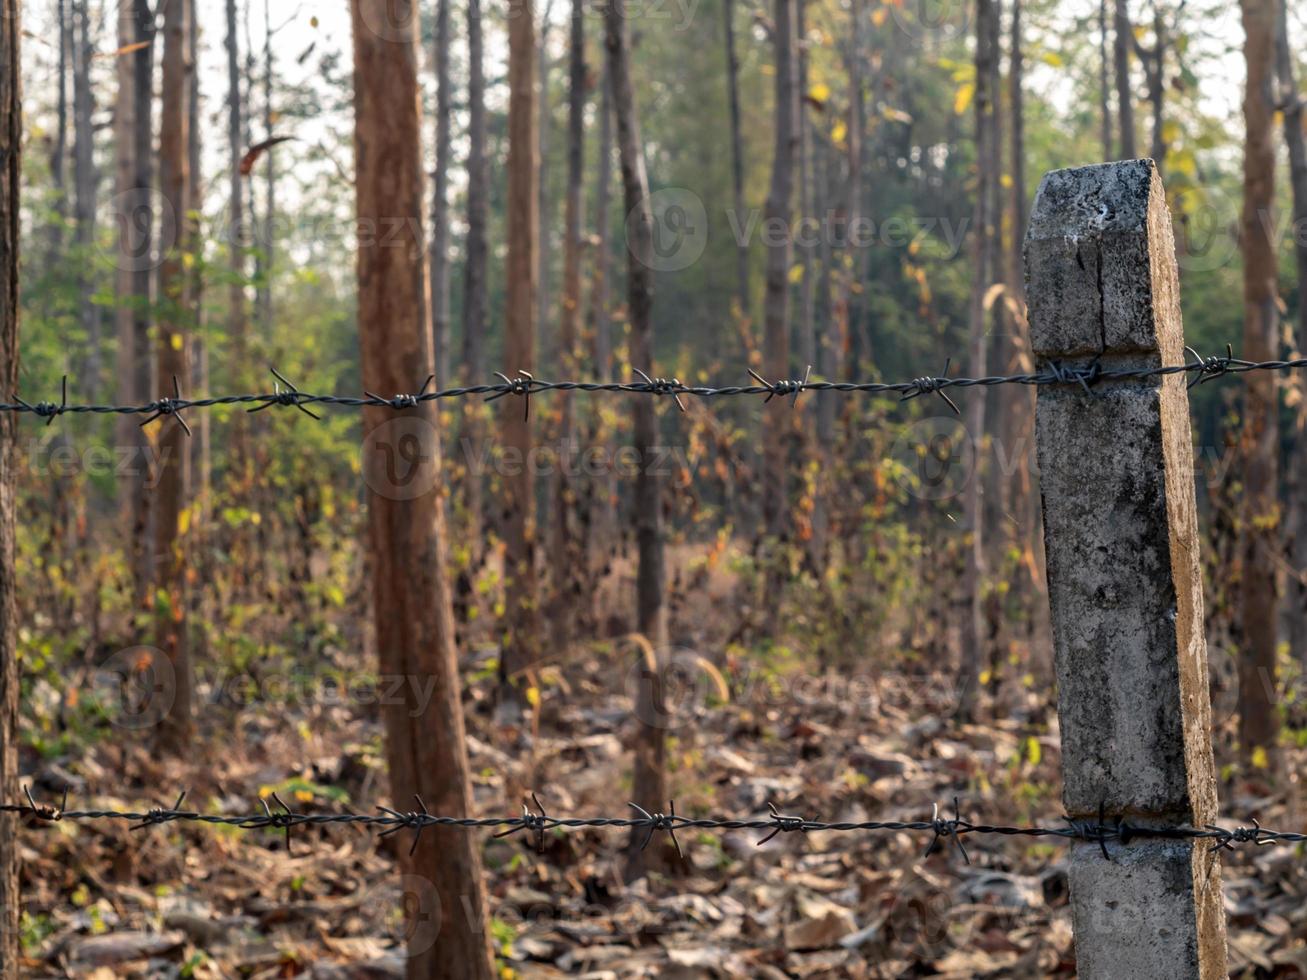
[249,367,321,420]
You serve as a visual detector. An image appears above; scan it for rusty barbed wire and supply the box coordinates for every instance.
[4,787,1305,863]
[3,350,1305,432]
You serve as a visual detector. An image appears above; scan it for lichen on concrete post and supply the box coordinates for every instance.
[1026,159,1227,979]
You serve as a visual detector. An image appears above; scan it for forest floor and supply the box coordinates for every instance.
[12,544,1307,979]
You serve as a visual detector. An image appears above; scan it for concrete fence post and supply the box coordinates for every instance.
[1025,159,1228,979]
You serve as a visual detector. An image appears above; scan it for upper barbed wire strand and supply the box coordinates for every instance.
[2,353,1304,428]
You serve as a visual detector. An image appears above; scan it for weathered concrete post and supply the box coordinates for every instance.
[1026,159,1227,979]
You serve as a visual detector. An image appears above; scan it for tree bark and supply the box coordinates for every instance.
[724,0,749,326]
[51,0,69,258]
[461,0,489,550]
[350,3,496,975]
[0,0,22,968]
[113,0,143,516]
[761,0,798,552]
[591,61,613,380]
[1237,0,1281,761]
[500,0,540,709]
[606,0,670,877]
[537,2,554,364]
[959,0,999,722]
[1113,0,1136,158]
[430,0,453,387]
[258,0,275,334]
[796,0,816,385]
[1276,0,1307,662]
[188,2,209,522]
[155,0,194,753]
[1136,7,1167,171]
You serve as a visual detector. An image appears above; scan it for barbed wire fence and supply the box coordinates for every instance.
[4,788,1304,863]
[2,346,1304,430]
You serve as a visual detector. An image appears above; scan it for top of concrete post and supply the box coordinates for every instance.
[1025,159,1182,365]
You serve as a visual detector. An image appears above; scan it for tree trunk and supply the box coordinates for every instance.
[761,0,798,555]
[537,3,554,365]
[350,5,496,975]
[500,0,540,711]
[591,61,613,380]
[1276,0,1307,662]
[0,0,22,968]
[188,3,209,523]
[430,0,452,387]
[1237,0,1281,762]
[1113,0,1136,158]
[1099,0,1112,158]
[724,0,749,325]
[606,0,670,877]
[258,0,275,334]
[113,0,142,516]
[796,0,816,384]
[959,0,999,723]
[550,0,586,645]
[1136,9,1167,171]
[226,0,250,479]
[51,0,68,256]
[72,0,98,390]
[155,0,194,753]
[128,0,156,603]
[461,0,488,549]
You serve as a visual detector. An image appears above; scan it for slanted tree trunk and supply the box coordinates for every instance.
[724,0,749,325]
[760,0,798,564]
[430,0,452,386]
[1237,0,1281,762]
[1099,0,1112,158]
[1276,0,1307,662]
[226,0,250,478]
[462,0,489,550]
[71,0,98,389]
[155,0,194,753]
[959,0,999,723]
[351,5,496,976]
[606,0,670,878]
[128,0,156,603]
[0,0,22,968]
[1113,0,1136,158]
[500,0,540,712]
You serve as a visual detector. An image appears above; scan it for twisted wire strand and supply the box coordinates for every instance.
[3,352,1304,428]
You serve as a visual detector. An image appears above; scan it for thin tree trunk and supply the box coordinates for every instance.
[1276,0,1307,662]
[1136,8,1167,170]
[258,0,275,333]
[537,2,554,365]
[500,0,540,711]
[551,0,586,644]
[71,0,98,389]
[155,0,194,753]
[226,0,249,478]
[189,3,209,522]
[796,0,816,382]
[607,0,669,876]
[51,0,68,256]
[128,0,156,603]
[0,0,22,967]
[1099,0,1112,157]
[113,0,140,509]
[591,61,613,380]
[462,0,488,549]
[761,0,798,552]
[430,0,452,386]
[724,0,749,325]
[350,5,496,975]
[959,0,999,722]
[1113,0,1136,158]
[1237,0,1281,761]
